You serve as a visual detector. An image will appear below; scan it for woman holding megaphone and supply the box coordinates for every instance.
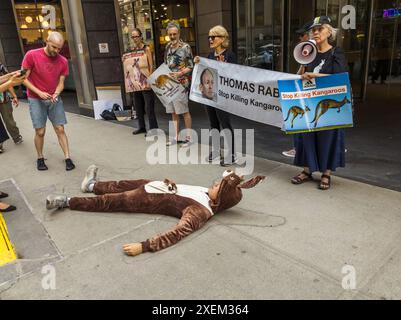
[290,16,348,190]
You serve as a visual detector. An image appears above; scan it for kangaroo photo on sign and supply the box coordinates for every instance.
[278,73,353,134]
[148,63,186,106]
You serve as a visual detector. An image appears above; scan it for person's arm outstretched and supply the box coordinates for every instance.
[123,204,212,256]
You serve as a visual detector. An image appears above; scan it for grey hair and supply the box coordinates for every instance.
[166,22,180,32]
[47,31,64,43]
[309,24,338,43]
[324,24,338,42]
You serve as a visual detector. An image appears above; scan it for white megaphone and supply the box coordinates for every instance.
[293,40,317,65]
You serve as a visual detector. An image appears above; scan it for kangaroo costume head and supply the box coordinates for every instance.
[210,170,266,214]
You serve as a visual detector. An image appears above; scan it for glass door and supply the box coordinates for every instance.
[367,0,401,101]
[236,0,284,71]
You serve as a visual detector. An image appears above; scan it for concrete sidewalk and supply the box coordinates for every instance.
[0,103,400,300]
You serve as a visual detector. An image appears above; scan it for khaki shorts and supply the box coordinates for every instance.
[165,91,189,115]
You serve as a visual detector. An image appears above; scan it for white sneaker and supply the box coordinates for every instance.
[81,165,98,193]
[46,194,68,210]
[282,149,296,158]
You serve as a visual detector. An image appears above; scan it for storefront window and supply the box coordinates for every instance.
[289,0,369,99]
[13,0,69,58]
[13,0,74,90]
[366,0,401,101]
[118,0,154,54]
[235,0,284,71]
[151,0,196,65]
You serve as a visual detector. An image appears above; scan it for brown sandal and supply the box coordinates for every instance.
[319,174,331,190]
[291,171,313,185]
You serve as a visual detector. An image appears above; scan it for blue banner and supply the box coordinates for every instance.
[278,73,353,134]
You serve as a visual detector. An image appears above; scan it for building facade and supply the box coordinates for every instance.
[0,0,400,112]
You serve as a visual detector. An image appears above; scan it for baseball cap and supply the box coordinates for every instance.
[296,22,312,35]
[308,16,332,30]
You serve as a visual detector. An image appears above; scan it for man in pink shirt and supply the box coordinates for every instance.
[22,31,75,171]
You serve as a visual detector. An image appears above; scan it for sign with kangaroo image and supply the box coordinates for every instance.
[278,73,353,134]
[148,63,186,106]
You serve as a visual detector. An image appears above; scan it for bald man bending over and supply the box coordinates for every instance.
[22,31,75,171]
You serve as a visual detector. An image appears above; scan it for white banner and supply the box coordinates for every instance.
[148,63,186,106]
[190,57,301,128]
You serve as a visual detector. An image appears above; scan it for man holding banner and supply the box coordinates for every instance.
[164,22,194,147]
[290,16,348,190]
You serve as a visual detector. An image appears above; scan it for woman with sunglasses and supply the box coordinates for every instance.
[291,16,348,190]
[194,25,237,167]
[123,28,158,136]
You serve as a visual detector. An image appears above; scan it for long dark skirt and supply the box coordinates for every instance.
[294,129,345,173]
[0,115,9,144]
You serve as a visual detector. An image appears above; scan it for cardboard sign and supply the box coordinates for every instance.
[278,73,353,133]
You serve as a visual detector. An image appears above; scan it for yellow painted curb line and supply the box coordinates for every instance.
[0,212,17,266]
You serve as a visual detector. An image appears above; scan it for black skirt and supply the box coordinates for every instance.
[294,128,345,173]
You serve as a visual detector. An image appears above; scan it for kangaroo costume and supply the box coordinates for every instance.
[46,166,265,256]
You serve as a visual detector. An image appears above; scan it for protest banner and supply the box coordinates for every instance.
[278,73,353,134]
[122,52,152,92]
[190,57,300,128]
[148,63,186,106]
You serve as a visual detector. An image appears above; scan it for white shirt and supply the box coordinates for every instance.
[144,181,213,215]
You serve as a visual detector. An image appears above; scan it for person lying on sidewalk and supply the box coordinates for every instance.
[46,165,265,257]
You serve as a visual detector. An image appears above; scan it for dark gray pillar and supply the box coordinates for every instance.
[0,0,23,71]
[81,0,124,87]
[195,0,233,57]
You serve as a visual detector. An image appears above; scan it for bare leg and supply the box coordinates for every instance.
[171,113,180,140]
[34,128,46,158]
[53,125,70,159]
[183,112,192,138]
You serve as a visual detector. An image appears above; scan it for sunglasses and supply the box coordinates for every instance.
[131,35,141,39]
[208,35,224,41]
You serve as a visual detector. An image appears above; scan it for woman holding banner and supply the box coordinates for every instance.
[194,25,237,167]
[291,16,348,190]
[123,28,158,136]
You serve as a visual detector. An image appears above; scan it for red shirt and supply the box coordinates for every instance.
[22,48,69,99]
